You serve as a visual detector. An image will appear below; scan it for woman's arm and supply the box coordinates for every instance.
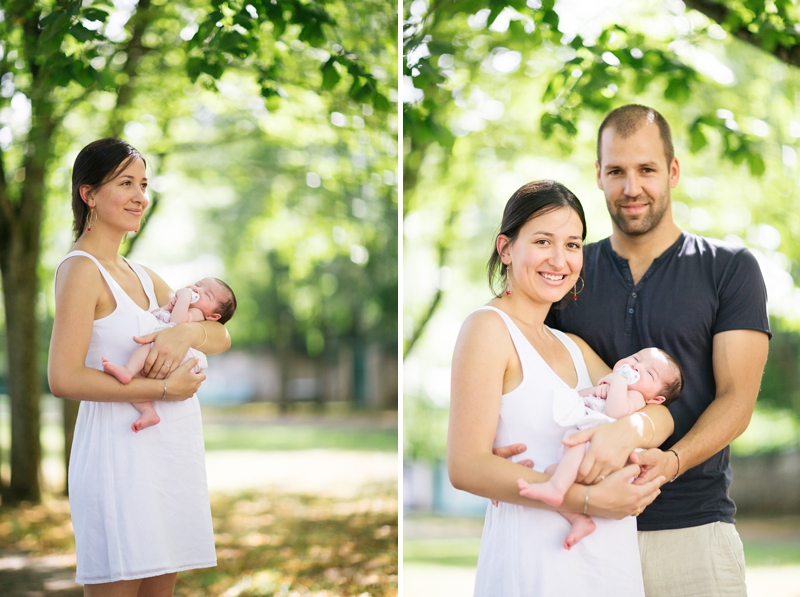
[138,266,232,378]
[448,310,663,516]
[48,257,203,402]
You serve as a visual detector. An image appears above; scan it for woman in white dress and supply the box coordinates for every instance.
[48,138,230,596]
[448,180,674,596]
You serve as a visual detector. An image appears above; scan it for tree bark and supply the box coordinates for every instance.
[0,108,54,504]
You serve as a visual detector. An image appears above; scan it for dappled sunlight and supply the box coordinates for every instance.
[0,486,397,597]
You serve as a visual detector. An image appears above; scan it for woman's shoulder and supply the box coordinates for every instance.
[54,253,105,300]
[56,252,102,281]
[457,304,512,346]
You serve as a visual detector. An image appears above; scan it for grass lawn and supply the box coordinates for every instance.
[203,423,397,452]
[404,533,800,569]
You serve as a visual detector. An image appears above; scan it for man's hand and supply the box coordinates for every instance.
[491,443,534,507]
[492,443,534,468]
[630,448,677,486]
[563,420,640,485]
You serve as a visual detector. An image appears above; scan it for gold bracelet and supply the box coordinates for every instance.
[161,379,167,401]
[195,322,208,348]
[583,485,590,515]
[667,448,680,482]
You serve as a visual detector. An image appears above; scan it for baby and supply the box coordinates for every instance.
[518,347,683,549]
[102,277,236,432]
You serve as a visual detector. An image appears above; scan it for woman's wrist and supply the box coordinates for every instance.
[193,321,208,349]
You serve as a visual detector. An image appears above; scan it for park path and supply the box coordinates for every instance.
[402,563,800,597]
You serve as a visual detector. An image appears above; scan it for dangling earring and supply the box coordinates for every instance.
[504,264,512,296]
[86,207,97,232]
[572,276,585,301]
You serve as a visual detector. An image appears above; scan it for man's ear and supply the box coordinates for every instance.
[206,313,221,322]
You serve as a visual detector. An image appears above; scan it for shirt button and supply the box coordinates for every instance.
[632,292,637,298]
[628,308,634,314]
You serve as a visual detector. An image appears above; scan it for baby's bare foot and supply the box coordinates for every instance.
[132,409,160,433]
[518,478,565,507]
[102,358,133,385]
[563,515,596,550]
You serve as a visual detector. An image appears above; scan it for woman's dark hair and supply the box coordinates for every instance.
[71,138,145,241]
[487,180,587,297]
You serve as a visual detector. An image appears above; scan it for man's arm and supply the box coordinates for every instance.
[636,329,768,483]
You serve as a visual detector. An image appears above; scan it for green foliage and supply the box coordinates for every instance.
[403,394,448,462]
[402,0,800,359]
[759,317,800,413]
[184,0,390,110]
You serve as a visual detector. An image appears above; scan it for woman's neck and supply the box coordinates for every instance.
[489,293,552,334]
[72,228,126,265]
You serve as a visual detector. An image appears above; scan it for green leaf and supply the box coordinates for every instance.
[68,24,96,43]
[747,152,766,176]
[689,124,708,153]
[82,7,109,22]
[371,91,391,112]
[321,58,341,90]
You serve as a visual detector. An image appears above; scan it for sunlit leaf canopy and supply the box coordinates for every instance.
[1,0,397,356]
[402,0,800,422]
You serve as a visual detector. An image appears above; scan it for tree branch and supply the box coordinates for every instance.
[684,0,800,68]
[403,207,459,358]
[108,0,154,138]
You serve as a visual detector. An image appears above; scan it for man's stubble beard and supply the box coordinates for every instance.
[608,189,671,237]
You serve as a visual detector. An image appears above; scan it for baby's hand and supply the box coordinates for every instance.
[594,383,609,399]
[175,287,193,301]
[598,371,626,387]
[165,294,178,311]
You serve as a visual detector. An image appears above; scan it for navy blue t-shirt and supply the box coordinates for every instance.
[546,232,770,531]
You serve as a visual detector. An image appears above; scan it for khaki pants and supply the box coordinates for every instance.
[638,522,746,597]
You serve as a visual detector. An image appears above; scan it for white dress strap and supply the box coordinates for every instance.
[549,328,592,389]
[122,258,158,311]
[55,250,123,301]
[56,250,158,312]
[473,305,538,381]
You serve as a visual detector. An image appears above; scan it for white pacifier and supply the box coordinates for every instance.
[616,364,640,385]
[189,290,200,304]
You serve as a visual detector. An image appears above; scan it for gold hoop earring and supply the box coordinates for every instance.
[572,276,585,301]
[86,207,97,232]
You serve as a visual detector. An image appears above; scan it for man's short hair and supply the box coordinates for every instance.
[597,104,674,167]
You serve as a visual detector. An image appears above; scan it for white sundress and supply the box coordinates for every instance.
[472,306,644,597]
[57,250,216,584]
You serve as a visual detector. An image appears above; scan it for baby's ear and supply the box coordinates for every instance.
[646,395,666,405]
[206,313,221,321]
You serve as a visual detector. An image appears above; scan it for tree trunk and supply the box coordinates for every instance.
[0,119,50,502]
[0,62,55,502]
[1,241,42,503]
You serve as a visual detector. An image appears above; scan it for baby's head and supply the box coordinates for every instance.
[187,277,237,324]
[613,347,683,406]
